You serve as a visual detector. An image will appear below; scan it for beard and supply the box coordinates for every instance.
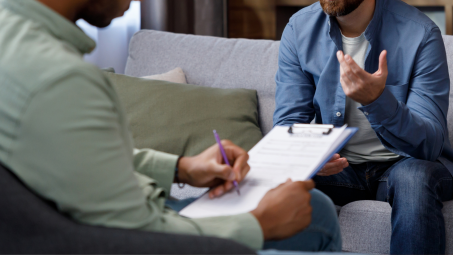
[320,0,365,17]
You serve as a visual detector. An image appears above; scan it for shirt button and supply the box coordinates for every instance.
[364,112,369,116]
[336,112,342,117]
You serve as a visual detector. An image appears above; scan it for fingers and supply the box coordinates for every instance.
[210,163,236,181]
[209,186,222,199]
[337,51,351,75]
[213,139,234,165]
[210,140,245,181]
[209,181,234,198]
[338,52,355,94]
[292,180,315,192]
[325,158,348,170]
[338,51,371,86]
[340,68,354,94]
[303,180,315,190]
[337,51,359,82]
[344,54,368,80]
[376,50,388,76]
[329,153,340,162]
[318,158,348,176]
[222,141,250,182]
[231,152,249,181]
[317,168,343,176]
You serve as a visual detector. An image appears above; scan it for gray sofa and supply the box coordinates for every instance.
[125,30,453,254]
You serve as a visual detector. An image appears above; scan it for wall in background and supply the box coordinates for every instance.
[77,2,141,74]
[76,0,225,74]
[141,0,227,37]
[229,1,449,40]
[228,0,276,40]
[419,7,446,35]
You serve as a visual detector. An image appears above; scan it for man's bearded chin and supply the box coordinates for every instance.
[320,0,364,17]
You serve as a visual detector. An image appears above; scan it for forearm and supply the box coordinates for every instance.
[133,148,179,196]
[359,87,447,161]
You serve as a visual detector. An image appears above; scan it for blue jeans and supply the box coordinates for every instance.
[313,157,453,254]
[166,189,343,254]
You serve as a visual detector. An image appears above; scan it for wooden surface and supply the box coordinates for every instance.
[229,0,453,39]
[228,0,276,39]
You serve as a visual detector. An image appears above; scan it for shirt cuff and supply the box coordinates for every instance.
[133,149,179,197]
[358,86,399,124]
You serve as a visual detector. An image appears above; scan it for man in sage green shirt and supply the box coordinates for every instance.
[0,0,341,253]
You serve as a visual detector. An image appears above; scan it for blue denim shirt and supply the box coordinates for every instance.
[273,0,453,175]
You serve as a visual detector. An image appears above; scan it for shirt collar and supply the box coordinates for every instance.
[328,0,383,49]
[1,0,96,55]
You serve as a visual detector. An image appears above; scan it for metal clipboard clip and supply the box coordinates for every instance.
[288,124,334,137]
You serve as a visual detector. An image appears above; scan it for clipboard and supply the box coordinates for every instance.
[179,125,359,219]
[308,127,358,179]
[288,124,334,136]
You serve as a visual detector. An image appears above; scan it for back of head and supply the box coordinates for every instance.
[37,0,133,28]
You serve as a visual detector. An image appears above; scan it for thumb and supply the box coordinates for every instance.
[375,50,388,76]
[330,154,340,162]
[210,163,236,181]
[303,180,315,191]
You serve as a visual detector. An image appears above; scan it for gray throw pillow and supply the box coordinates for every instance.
[105,72,263,156]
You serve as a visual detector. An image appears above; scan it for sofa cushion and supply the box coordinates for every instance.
[339,200,453,254]
[106,72,263,157]
[125,30,280,135]
[142,67,188,84]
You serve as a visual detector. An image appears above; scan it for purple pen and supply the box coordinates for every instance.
[213,130,241,195]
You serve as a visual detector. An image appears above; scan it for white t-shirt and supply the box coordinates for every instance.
[340,33,400,164]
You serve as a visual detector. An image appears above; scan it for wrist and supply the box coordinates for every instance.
[177,157,192,184]
[250,209,271,240]
[361,86,385,106]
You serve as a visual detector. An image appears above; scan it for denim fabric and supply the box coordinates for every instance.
[273,0,453,176]
[166,189,342,253]
[314,158,453,254]
[166,197,197,212]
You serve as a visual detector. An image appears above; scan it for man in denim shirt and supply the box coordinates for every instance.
[274,0,453,253]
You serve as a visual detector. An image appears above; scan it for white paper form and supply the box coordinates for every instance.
[180,125,351,218]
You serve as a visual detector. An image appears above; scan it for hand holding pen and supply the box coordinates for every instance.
[213,130,241,195]
[176,136,250,198]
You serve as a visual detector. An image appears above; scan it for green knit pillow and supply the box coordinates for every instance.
[106,72,263,156]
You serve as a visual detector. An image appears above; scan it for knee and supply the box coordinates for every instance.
[310,189,340,230]
[310,189,337,217]
[387,158,448,199]
[309,189,342,251]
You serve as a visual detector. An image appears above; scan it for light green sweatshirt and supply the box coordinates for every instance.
[0,0,263,250]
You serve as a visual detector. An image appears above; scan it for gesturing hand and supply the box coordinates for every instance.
[317,153,348,176]
[337,50,388,105]
[177,140,250,199]
[251,179,315,240]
